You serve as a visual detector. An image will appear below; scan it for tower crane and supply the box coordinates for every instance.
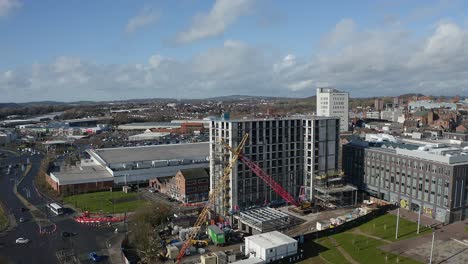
[222,140,312,212]
[175,134,249,263]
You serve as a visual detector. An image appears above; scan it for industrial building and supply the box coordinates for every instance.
[117,121,207,134]
[48,143,209,194]
[316,87,349,132]
[343,137,468,223]
[210,116,344,216]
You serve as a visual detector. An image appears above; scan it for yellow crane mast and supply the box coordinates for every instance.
[175,133,249,263]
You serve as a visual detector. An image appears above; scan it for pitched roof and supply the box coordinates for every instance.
[179,168,209,180]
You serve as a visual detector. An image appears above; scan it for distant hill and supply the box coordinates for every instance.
[205,95,290,101]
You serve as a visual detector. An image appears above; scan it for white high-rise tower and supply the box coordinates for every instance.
[316,87,349,132]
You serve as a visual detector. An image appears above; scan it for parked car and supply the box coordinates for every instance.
[89,252,102,262]
[148,188,156,193]
[19,217,25,223]
[15,238,29,244]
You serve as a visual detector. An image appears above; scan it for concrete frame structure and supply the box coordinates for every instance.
[316,87,349,132]
[235,207,302,234]
[343,139,468,223]
[209,117,340,216]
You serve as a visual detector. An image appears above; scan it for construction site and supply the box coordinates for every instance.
[142,129,378,264]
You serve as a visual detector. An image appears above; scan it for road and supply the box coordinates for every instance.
[0,150,116,264]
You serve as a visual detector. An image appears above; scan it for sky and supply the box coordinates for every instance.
[0,0,467,102]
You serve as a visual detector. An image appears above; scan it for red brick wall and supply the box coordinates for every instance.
[46,173,59,192]
[59,181,114,196]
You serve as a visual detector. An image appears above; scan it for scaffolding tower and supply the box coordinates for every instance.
[314,170,358,207]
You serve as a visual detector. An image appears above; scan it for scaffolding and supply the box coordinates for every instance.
[314,170,358,207]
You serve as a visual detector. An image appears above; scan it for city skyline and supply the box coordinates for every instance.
[1,0,468,102]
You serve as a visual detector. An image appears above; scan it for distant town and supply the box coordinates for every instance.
[1,91,467,264]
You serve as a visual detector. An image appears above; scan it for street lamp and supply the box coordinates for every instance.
[395,202,400,240]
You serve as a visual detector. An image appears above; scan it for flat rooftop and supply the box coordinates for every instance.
[118,122,180,128]
[246,230,297,248]
[355,137,468,164]
[212,115,339,123]
[50,165,113,185]
[89,142,209,164]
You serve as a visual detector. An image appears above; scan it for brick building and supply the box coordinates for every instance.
[150,168,210,203]
[48,165,114,195]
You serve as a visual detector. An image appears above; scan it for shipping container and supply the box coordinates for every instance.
[207,225,225,245]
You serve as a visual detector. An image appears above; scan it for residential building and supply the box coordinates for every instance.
[408,100,457,112]
[210,117,340,216]
[343,139,468,223]
[374,98,384,111]
[393,97,404,107]
[365,111,381,119]
[316,87,349,132]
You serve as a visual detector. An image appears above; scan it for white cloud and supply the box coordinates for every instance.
[2,21,468,102]
[0,0,21,17]
[321,18,356,47]
[287,79,314,91]
[176,0,252,44]
[125,7,160,33]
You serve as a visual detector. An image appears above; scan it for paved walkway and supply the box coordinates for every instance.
[352,228,392,244]
[388,208,440,227]
[328,236,360,264]
[107,233,125,264]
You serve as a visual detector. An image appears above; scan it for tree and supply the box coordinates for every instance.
[128,202,171,264]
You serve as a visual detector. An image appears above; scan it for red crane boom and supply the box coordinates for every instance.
[238,155,299,207]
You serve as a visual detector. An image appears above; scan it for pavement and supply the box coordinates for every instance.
[380,216,468,264]
[0,150,118,264]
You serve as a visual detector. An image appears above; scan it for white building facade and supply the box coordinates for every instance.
[316,87,349,132]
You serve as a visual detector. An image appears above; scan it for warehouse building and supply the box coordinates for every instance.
[48,143,209,194]
[343,138,468,223]
[210,116,340,216]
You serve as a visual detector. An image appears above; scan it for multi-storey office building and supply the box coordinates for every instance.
[210,117,340,216]
[343,140,468,223]
[316,87,349,132]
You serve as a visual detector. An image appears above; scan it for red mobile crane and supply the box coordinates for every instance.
[222,142,312,212]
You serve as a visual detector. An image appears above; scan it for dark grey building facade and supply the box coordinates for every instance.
[343,141,468,223]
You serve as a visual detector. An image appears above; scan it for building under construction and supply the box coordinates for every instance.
[314,171,358,208]
[209,116,345,217]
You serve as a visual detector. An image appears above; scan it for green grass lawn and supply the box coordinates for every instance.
[465,226,468,233]
[334,232,420,264]
[303,213,428,264]
[359,213,432,241]
[64,191,144,214]
[317,237,351,264]
[0,204,8,232]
